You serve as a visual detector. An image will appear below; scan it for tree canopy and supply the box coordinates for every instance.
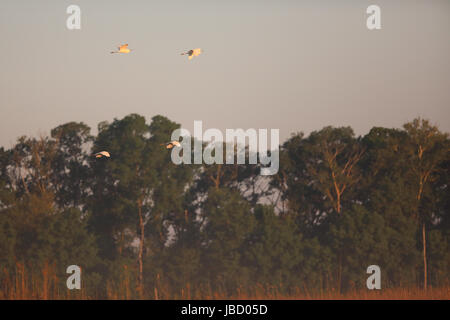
[0,115,448,299]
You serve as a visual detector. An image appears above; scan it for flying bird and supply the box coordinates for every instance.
[162,141,181,149]
[94,151,111,158]
[110,44,132,54]
[181,48,202,60]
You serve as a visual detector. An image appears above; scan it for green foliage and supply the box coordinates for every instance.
[0,212,16,270]
[0,115,448,297]
[200,188,256,293]
[50,122,92,209]
[243,205,301,288]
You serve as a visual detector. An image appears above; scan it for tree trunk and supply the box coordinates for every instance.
[210,164,222,189]
[336,192,341,214]
[417,176,427,291]
[337,252,342,294]
[422,222,427,290]
[137,200,145,298]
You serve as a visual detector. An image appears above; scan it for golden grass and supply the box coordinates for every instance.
[1,264,448,300]
[224,286,450,300]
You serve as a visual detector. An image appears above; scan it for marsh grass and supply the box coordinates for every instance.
[1,264,448,300]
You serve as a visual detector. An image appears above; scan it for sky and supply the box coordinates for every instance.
[0,0,449,148]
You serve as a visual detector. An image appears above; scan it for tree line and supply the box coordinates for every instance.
[0,114,448,299]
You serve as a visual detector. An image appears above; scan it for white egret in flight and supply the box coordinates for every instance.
[162,141,181,149]
[94,151,111,158]
[181,48,202,60]
[110,44,132,54]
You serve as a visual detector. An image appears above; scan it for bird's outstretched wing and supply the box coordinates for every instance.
[162,141,181,149]
[192,48,202,56]
[183,48,202,60]
[94,151,111,158]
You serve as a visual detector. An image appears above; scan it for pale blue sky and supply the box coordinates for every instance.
[1,0,449,148]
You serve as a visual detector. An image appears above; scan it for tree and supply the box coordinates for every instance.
[89,114,194,297]
[359,127,420,286]
[89,114,153,297]
[50,122,92,210]
[272,128,364,229]
[305,127,364,215]
[403,118,449,289]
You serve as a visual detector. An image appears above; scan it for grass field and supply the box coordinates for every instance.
[2,283,449,300]
[225,286,450,300]
[1,264,448,300]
